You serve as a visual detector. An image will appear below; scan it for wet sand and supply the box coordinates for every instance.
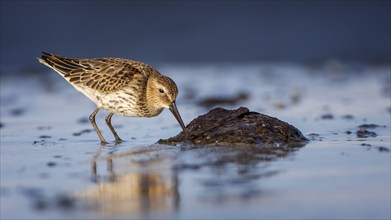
[1,63,390,219]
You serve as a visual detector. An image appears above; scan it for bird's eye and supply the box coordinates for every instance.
[159,88,165,93]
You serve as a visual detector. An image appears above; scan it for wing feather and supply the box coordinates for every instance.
[38,52,150,93]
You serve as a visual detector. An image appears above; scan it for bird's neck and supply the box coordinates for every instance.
[145,77,164,117]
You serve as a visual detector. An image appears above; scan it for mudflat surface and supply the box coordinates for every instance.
[1,63,390,219]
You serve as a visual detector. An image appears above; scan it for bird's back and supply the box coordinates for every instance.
[38,52,158,94]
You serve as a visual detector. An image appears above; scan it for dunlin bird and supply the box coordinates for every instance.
[38,52,186,144]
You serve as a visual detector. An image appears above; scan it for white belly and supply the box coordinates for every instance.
[72,85,140,117]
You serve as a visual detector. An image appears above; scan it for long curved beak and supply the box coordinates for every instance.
[169,101,186,131]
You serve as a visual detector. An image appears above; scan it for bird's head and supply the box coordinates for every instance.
[147,74,186,130]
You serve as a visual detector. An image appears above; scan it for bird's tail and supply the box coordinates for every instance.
[37,52,83,76]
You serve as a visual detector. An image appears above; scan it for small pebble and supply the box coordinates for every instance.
[72,129,92,136]
[33,200,48,210]
[56,195,75,209]
[46,162,56,167]
[77,117,88,124]
[321,114,334,120]
[358,124,383,129]
[377,147,390,152]
[342,115,354,120]
[10,108,25,116]
[356,129,377,138]
[37,126,51,130]
[308,133,321,141]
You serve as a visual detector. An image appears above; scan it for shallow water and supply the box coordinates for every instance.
[1,63,390,219]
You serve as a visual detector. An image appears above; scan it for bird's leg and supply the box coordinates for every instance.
[105,113,122,143]
[89,108,108,144]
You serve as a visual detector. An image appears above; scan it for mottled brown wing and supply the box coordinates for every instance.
[39,52,144,93]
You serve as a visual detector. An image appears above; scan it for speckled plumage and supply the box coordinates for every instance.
[38,52,185,144]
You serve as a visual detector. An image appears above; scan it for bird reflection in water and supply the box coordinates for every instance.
[78,145,180,217]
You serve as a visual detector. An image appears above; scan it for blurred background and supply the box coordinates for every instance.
[1,0,390,70]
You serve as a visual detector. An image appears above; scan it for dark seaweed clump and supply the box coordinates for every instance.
[159,107,308,146]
